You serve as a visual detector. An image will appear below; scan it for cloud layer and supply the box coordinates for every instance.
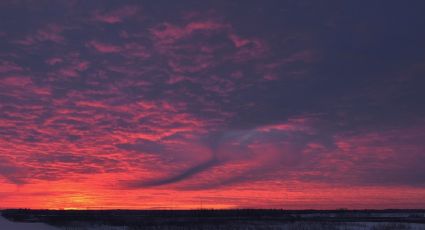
[1,0,425,209]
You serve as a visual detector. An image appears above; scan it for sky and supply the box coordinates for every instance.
[1,0,425,210]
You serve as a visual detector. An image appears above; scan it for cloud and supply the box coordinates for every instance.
[15,24,65,45]
[92,5,140,24]
[1,0,425,209]
[0,61,23,73]
[88,40,122,53]
[125,157,219,188]
[116,139,164,154]
[0,157,27,185]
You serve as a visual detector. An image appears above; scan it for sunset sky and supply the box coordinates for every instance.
[1,0,425,210]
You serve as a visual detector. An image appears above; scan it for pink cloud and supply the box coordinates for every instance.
[258,49,316,81]
[93,6,140,24]
[1,76,32,86]
[87,41,150,59]
[229,33,251,48]
[122,43,150,59]
[167,55,215,73]
[263,74,279,81]
[185,21,226,32]
[257,117,314,133]
[88,40,121,53]
[76,61,89,71]
[151,20,227,45]
[231,38,268,62]
[46,54,90,78]
[284,50,316,63]
[150,23,186,43]
[46,57,63,66]
[15,24,65,45]
[230,71,243,79]
[0,61,23,73]
[166,75,189,84]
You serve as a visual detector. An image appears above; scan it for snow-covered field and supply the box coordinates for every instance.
[278,222,425,230]
[2,212,425,230]
[0,212,127,230]
[55,222,425,230]
[0,213,58,229]
[0,213,125,230]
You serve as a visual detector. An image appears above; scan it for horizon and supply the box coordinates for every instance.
[1,0,425,210]
[2,208,425,211]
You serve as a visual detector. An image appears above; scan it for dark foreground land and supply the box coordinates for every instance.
[2,209,425,229]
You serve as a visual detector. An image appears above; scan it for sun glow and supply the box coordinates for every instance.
[48,193,98,210]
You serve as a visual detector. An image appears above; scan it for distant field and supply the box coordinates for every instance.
[2,209,425,230]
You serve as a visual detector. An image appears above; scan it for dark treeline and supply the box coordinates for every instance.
[2,209,425,228]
